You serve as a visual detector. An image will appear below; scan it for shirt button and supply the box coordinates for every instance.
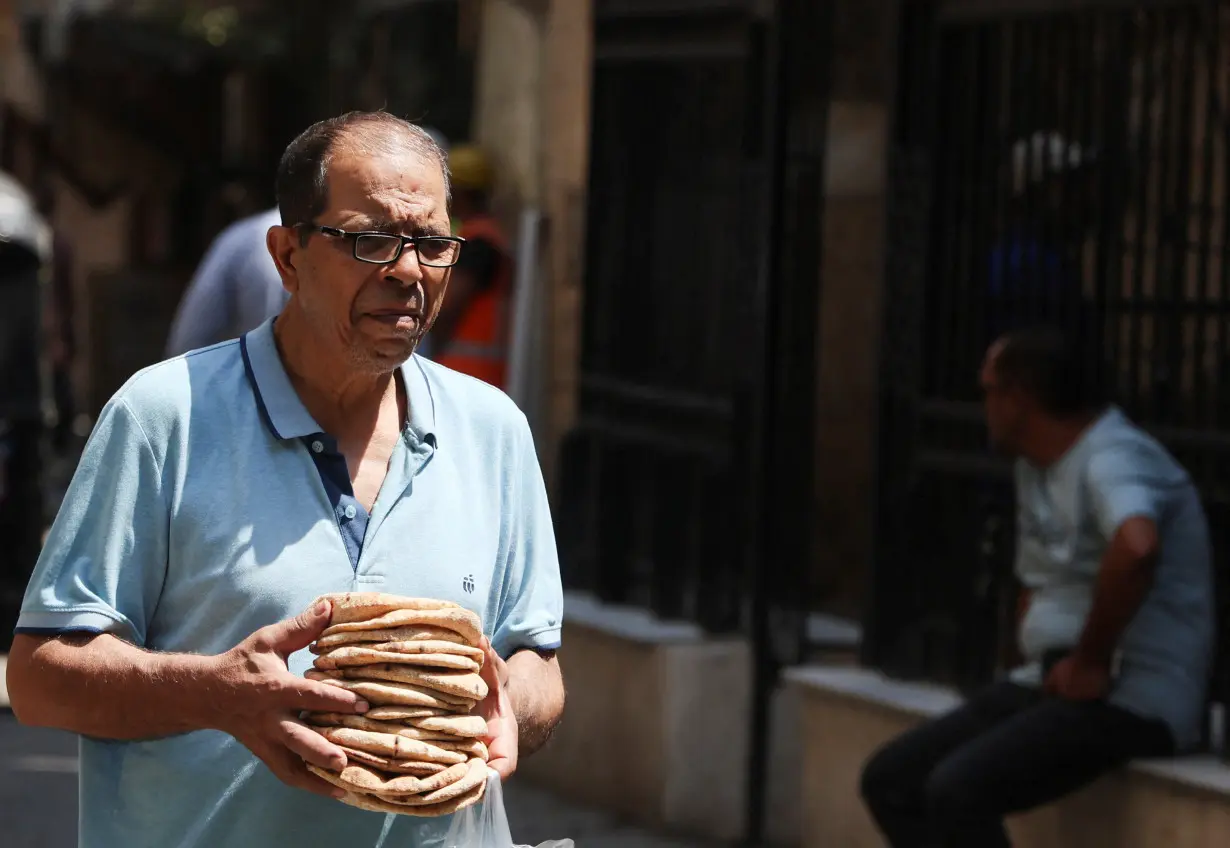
[311,440,324,454]
[344,504,357,520]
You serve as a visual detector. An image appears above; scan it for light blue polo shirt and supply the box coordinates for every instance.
[1010,407,1214,751]
[17,318,564,848]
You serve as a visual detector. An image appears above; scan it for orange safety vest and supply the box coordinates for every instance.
[436,214,513,389]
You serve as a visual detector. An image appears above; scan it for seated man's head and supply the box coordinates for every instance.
[980,325,1107,456]
[268,111,458,374]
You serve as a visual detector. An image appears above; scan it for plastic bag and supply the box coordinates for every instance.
[443,769,574,848]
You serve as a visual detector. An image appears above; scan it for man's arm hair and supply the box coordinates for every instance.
[6,632,221,740]
[506,648,565,756]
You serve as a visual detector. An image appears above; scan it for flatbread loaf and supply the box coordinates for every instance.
[304,712,456,742]
[376,758,488,806]
[308,675,471,711]
[335,781,485,817]
[407,714,489,739]
[318,593,460,625]
[331,664,488,702]
[308,761,469,796]
[311,627,475,654]
[314,726,467,765]
[364,705,453,722]
[429,737,489,761]
[319,607,482,647]
[338,747,447,775]
[314,646,481,673]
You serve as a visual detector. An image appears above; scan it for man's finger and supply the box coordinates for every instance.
[285,677,370,714]
[271,748,346,799]
[260,600,333,656]
[487,754,514,781]
[478,637,508,690]
[279,718,348,772]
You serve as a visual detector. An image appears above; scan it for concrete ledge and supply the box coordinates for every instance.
[519,592,750,842]
[786,664,1230,848]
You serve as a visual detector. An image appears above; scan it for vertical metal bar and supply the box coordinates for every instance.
[1128,10,1154,420]
[1195,3,1217,431]
[1056,10,1080,337]
[1017,18,1042,326]
[1155,9,1187,428]
[929,29,961,399]
[744,0,791,839]
[987,19,1016,350]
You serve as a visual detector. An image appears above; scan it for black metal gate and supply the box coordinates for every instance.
[870,0,1230,756]
[555,0,832,839]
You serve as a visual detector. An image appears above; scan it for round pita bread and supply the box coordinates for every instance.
[308,675,471,711]
[431,737,489,761]
[314,726,467,765]
[336,780,485,817]
[308,761,469,796]
[318,593,461,625]
[338,746,447,775]
[320,607,482,646]
[314,646,481,673]
[311,628,475,654]
[408,714,489,739]
[332,665,488,702]
[304,712,457,743]
[375,758,489,806]
[364,705,452,722]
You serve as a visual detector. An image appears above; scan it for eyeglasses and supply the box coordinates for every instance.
[304,225,465,268]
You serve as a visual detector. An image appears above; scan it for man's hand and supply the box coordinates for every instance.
[205,600,371,798]
[477,636,518,780]
[1044,654,1111,701]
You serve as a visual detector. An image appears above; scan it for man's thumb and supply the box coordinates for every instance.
[268,599,332,655]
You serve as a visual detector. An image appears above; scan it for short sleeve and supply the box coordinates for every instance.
[1086,443,1162,541]
[490,415,563,659]
[16,396,169,645]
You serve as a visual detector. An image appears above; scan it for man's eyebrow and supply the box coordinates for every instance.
[344,216,400,232]
[344,217,448,237]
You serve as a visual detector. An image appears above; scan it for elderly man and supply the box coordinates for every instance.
[7,111,566,848]
[860,326,1214,847]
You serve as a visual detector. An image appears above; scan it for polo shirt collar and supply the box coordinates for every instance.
[240,318,437,446]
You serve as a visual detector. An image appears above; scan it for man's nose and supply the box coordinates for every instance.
[384,243,425,286]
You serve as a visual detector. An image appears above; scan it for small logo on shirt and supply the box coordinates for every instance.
[462,575,476,594]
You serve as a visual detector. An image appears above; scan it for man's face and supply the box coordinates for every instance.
[980,345,1027,454]
[277,146,452,373]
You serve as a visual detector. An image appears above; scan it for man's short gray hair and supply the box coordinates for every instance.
[275,111,451,233]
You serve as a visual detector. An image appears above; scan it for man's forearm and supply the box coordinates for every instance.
[1075,519,1158,666]
[506,650,565,757]
[7,633,221,741]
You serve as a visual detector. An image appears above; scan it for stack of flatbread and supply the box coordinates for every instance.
[302,593,491,816]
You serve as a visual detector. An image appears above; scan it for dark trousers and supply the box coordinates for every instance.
[859,680,1175,847]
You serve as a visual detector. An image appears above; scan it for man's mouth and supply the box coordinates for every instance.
[366,310,423,330]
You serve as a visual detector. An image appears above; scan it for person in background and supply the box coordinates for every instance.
[34,179,76,450]
[860,326,1214,848]
[431,143,514,389]
[165,206,288,356]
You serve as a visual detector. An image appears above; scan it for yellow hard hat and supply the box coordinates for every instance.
[448,144,494,191]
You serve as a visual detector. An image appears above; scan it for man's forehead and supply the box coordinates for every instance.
[326,149,448,221]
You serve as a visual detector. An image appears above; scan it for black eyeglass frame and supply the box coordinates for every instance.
[301,224,466,268]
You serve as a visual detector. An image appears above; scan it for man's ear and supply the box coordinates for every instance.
[266,225,300,294]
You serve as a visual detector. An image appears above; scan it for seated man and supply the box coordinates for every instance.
[860,326,1215,848]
